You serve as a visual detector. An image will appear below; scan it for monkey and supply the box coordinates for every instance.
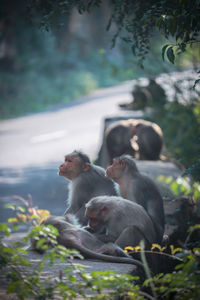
[106,155,165,244]
[59,150,119,226]
[85,196,157,249]
[130,80,166,110]
[119,79,167,110]
[105,122,135,160]
[105,119,163,163]
[130,121,163,160]
[32,213,144,268]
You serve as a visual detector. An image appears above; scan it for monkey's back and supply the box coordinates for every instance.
[136,123,163,160]
[105,123,134,158]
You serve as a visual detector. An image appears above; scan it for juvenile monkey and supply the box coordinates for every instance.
[59,150,118,225]
[106,155,165,244]
[32,214,144,268]
[85,196,157,249]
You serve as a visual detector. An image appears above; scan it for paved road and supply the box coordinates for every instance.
[0,81,139,169]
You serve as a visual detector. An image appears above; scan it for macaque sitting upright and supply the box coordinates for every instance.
[59,150,119,225]
[106,154,165,244]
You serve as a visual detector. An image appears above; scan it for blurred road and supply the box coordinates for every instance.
[0,81,141,224]
[0,81,138,169]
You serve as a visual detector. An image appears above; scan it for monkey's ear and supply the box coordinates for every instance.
[82,162,91,172]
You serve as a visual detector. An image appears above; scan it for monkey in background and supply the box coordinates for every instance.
[106,155,165,244]
[105,119,163,163]
[59,150,119,226]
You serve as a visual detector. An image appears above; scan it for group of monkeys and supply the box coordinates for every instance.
[33,148,165,268]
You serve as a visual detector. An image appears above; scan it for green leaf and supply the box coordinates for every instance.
[17,206,26,213]
[162,44,170,61]
[187,224,200,233]
[11,223,19,231]
[166,46,175,64]
[4,204,16,210]
[7,281,21,294]
[170,181,179,195]
[36,238,47,249]
[0,223,11,236]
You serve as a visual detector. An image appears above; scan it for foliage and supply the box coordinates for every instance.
[4,194,50,229]
[0,196,143,299]
[144,246,200,299]
[125,229,200,300]
[110,0,200,67]
[0,24,171,119]
[147,91,200,179]
[1,221,200,299]
[1,0,199,119]
[0,192,200,299]
[27,0,200,67]
[0,224,142,299]
[0,67,98,119]
[158,175,200,201]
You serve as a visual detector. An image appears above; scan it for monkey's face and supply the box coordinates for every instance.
[106,158,124,183]
[85,207,107,233]
[59,155,82,180]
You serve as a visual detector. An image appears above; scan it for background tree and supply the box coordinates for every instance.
[28,0,200,81]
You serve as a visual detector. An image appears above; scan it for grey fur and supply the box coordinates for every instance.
[65,163,119,225]
[85,195,157,248]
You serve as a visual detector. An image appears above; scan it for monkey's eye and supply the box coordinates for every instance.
[65,158,72,163]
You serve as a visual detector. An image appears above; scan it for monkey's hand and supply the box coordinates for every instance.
[98,243,130,258]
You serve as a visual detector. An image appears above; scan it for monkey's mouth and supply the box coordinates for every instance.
[89,218,98,228]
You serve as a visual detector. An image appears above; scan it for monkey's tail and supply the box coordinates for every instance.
[73,243,144,269]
